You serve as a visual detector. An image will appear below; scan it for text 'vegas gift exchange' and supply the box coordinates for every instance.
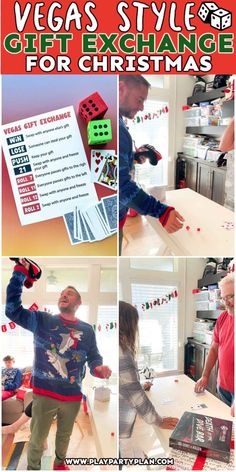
[1,106,97,225]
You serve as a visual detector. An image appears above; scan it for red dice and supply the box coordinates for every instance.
[79,92,108,123]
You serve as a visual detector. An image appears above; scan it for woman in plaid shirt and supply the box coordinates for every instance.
[119,301,178,442]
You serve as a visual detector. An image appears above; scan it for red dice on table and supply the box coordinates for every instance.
[79,92,108,123]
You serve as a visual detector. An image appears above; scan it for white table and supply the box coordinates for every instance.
[132,375,233,463]
[87,387,118,458]
[146,189,234,256]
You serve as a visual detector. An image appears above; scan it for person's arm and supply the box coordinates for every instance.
[5,270,40,333]
[4,370,22,391]
[119,348,163,426]
[219,118,234,152]
[86,328,105,376]
[119,121,184,231]
[194,341,218,392]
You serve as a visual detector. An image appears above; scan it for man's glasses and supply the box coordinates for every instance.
[221,294,234,303]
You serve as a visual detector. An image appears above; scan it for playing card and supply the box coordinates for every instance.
[82,205,109,241]
[95,204,110,235]
[64,212,82,245]
[190,403,208,410]
[74,206,78,240]
[80,211,96,242]
[64,198,117,245]
[78,210,90,242]
[98,154,117,190]
[102,195,117,231]
[161,398,175,404]
[91,150,115,183]
[97,201,108,227]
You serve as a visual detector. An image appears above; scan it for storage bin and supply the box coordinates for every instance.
[209,301,224,310]
[185,117,201,127]
[197,145,209,159]
[200,105,215,117]
[208,288,221,302]
[193,320,214,331]
[195,301,209,311]
[182,136,203,157]
[192,330,206,343]
[205,331,213,345]
[200,116,220,126]
[184,107,201,117]
[206,148,222,162]
[182,145,196,157]
[193,291,209,302]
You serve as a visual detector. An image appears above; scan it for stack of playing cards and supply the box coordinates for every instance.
[64,195,117,245]
[91,149,117,190]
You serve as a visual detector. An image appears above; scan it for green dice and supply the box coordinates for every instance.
[87,119,112,145]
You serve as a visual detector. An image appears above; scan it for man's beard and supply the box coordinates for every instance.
[59,305,71,313]
[120,106,133,119]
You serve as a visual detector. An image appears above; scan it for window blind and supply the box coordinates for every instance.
[131,283,178,373]
[128,99,169,187]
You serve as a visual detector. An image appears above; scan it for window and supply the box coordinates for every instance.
[96,305,117,376]
[2,306,34,368]
[131,283,178,373]
[130,258,175,272]
[100,268,117,292]
[127,99,169,187]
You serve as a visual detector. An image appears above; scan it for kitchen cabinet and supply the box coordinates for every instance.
[195,343,205,380]
[185,157,198,191]
[211,169,227,205]
[178,153,227,205]
[185,339,219,398]
[204,347,219,397]
[197,162,226,205]
[197,163,212,199]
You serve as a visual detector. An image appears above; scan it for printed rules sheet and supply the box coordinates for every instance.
[1,106,97,225]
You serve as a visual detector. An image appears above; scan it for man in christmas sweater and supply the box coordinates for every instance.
[2,355,22,400]
[119,74,184,254]
[195,272,234,407]
[6,260,111,470]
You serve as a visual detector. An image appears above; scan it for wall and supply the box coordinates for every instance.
[184,258,206,340]
[174,75,195,157]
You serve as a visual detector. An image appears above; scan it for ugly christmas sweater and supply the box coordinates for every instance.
[119,117,173,226]
[2,367,22,391]
[5,270,103,402]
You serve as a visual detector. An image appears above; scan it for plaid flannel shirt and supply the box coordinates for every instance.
[119,346,162,438]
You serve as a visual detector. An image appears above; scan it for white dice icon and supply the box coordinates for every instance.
[211,8,232,30]
[198,2,218,23]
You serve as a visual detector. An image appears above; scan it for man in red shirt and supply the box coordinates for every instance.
[195,273,234,407]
